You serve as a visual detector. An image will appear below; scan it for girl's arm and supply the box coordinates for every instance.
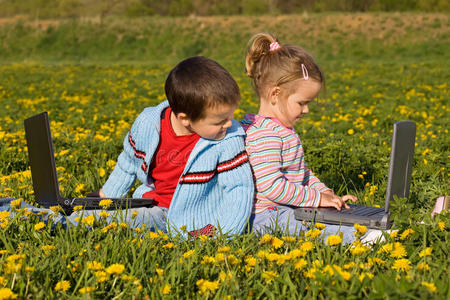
[299,155,333,193]
[246,127,322,207]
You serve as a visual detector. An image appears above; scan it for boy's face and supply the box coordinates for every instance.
[187,103,237,140]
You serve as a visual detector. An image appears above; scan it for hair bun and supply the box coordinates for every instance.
[245,33,278,79]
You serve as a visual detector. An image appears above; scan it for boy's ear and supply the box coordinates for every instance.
[175,112,191,127]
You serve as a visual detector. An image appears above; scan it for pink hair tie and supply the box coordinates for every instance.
[269,41,281,52]
[301,64,309,80]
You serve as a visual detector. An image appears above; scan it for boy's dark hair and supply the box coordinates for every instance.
[165,56,240,121]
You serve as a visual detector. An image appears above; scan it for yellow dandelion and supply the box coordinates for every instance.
[289,249,305,259]
[419,247,433,257]
[99,211,110,219]
[392,258,411,272]
[98,168,106,177]
[0,287,17,299]
[73,205,83,212]
[148,232,159,239]
[87,261,103,271]
[81,215,95,226]
[132,210,139,218]
[198,235,208,242]
[338,270,351,281]
[218,246,230,253]
[196,279,219,295]
[162,242,175,249]
[390,230,399,238]
[344,262,356,270]
[271,237,284,249]
[98,199,113,209]
[348,129,355,135]
[305,229,321,239]
[10,199,22,210]
[354,224,368,235]
[106,160,116,169]
[326,235,342,246]
[421,281,437,293]
[437,221,445,231]
[245,256,257,267]
[417,262,430,271]
[261,271,278,282]
[350,243,370,256]
[54,280,70,292]
[41,245,56,254]
[0,211,10,221]
[378,242,393,254]
[75,184,85,194]
[282,236,296,242]
[315,223,326,230]
[259,234,272,244]
[390,243,407,258]
[95,271,108,283]
[400,229,414,240]
[78,286,95,294]
[219,271,232,282]
[156,268,164,276]
[105,263,125,275]
[294,259,307,270]
[49,206,62,213]
[34,222,45,231]
[300,241,314,252]
[161,284,171,295]
[183,250,195,259]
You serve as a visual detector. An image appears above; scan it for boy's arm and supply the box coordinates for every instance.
[215,136,254,235]
[246,127,322,208]
[101,114,150,198]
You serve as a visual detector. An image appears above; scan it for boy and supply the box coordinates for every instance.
[94,56,254,236]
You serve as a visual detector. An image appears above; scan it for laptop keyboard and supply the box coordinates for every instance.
[341,204,384,216]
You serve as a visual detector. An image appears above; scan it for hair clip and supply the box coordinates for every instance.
[301,64,309,80]
[269,41,281,52]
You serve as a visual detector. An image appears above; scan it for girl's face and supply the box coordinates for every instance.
[274,79,322,128]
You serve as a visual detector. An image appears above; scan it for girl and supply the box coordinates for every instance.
[241,33,377,244]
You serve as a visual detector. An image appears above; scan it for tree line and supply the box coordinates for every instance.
[0,0,448,19]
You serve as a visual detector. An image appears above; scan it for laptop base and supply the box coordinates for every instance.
[294,204,393,230]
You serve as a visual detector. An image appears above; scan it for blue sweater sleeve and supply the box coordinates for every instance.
[215,135,254,235]
[101,111,155,198]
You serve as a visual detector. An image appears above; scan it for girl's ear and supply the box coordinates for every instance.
[269,86,281,105]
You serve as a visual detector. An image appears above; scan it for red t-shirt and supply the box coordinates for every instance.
[143,107,200,208]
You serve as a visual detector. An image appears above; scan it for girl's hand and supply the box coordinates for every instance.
[342,194,357,204]
[319,193,357,211]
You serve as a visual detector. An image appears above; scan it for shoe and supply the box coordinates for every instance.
[432,196,449,217]
[361,229,390,245]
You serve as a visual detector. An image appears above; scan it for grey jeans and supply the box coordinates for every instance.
[249,205,357,244]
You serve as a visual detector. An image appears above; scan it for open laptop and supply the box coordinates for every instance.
[294,121,416,230]
[24,112,154,214]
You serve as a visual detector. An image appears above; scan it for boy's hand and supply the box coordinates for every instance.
[319,193,357,211]
[86,189,106,198]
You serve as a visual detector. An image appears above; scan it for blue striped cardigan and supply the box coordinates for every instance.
[102,101,254,235]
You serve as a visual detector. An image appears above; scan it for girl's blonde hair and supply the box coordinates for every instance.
[245,33,324,97]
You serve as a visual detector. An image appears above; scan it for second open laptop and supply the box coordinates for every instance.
[294,121,416,230]
[24,112,154,214]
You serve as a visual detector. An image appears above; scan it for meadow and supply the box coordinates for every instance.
[0,13,449,298]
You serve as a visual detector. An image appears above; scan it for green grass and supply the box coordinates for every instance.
[0,13,449,298]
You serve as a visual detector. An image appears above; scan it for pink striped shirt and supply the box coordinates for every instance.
[241,114,331,214]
